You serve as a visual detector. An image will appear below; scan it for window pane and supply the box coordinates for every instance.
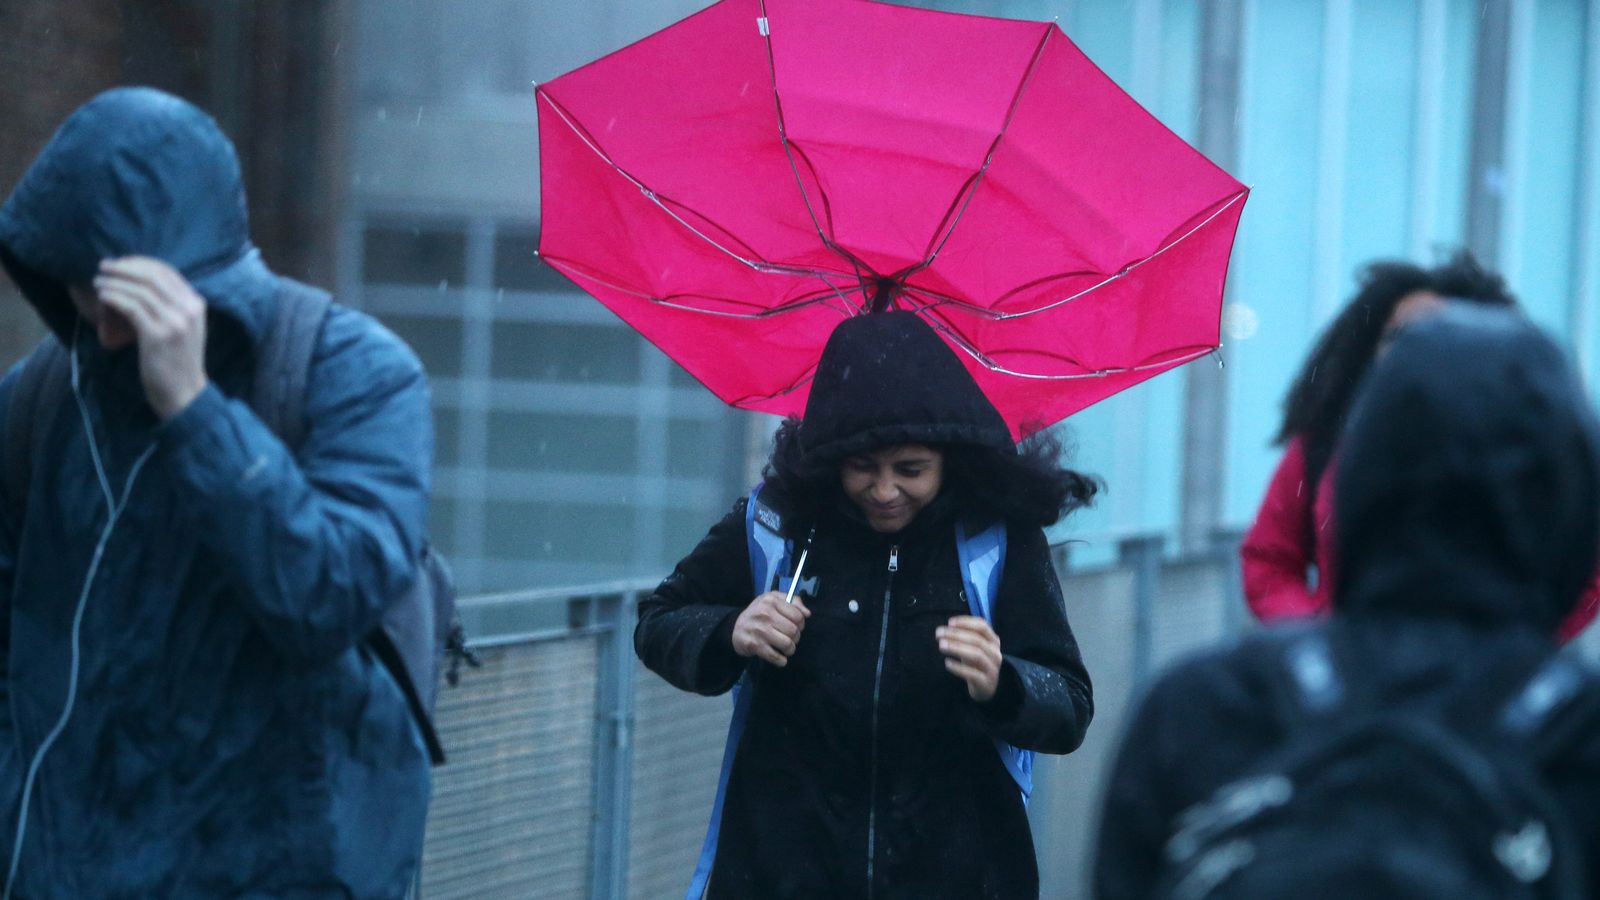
[380,315,463,377]
[667,420,722,478]
[494,232,577,293]
[432,405,461,467]
[483,501,635,564]
[364,225,466,287]
[427,496,457,554]
[490,322,639,383]
[487,412,636,473]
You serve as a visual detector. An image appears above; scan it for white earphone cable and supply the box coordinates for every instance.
[3,334,155,900]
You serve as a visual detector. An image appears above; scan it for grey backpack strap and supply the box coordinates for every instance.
[253,278,333,452]
[3,338,71,529]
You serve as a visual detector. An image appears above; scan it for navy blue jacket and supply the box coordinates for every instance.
[0,87,432,898]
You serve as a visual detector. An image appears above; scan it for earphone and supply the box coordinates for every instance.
[3,329,155,900]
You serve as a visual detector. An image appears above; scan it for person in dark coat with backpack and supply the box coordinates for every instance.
[0,88,433,897]
[635,310,1098,900]
[1094,305,1600,899]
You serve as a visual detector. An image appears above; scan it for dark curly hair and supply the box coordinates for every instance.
[1277,250,1516,491]
[762,417,1100,532]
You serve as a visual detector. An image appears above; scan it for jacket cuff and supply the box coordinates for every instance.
[697,607,746,690]
[977,657,1025,723]
[157,382,228,449]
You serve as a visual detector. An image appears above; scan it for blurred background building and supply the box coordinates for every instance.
[7,0,1600,594]
[5,1,1600,897]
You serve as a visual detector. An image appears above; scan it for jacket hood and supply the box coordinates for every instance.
[1334,305,1600,635]
[0,86,277,346]
[799,311,1014,465]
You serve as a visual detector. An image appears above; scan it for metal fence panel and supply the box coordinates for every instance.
[1032,548,1246,900]
[626,661,735,900]
[422,637,601,899]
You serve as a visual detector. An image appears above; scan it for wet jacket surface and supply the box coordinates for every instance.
[637,493,1092,900]
[1096,307,1600,900]
[0,88,432,898]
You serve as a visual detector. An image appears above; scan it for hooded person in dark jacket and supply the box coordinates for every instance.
[635,311,1098,900]
[1093,305,1600,899]
[0,88,431,897]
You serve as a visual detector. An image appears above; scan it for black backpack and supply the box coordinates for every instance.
[1157,631,1594,900]
[1,279,472,764]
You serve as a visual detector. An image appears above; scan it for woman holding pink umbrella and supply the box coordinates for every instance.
[636,312,1098,899]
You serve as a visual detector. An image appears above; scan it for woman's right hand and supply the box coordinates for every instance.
[731,591,812,667]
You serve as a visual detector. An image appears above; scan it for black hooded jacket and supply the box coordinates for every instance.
[1093,306,1600,899]
[635,312,1093,899]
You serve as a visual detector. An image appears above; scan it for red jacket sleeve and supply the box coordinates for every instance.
[1557,571,1600,644]
[1240,438,1322,621]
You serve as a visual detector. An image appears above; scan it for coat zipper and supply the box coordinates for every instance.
[865,544,898,899]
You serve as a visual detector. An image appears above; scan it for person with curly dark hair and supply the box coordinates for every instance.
[1240,251,1597,640]
[635,311,1098,899]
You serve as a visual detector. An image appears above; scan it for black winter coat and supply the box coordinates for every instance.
[636,492,1093,900]
[1095,307,1600,899]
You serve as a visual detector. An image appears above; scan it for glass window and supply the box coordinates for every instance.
[380,315,464,377]
[364,225,466,287]
[666,420,722,479]
[483,501,635,564]
[431,405,461,467]
[490,322,640,383]
[493,232,577,294]
[487,412,636,473]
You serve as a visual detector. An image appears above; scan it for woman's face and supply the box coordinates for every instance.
[839,443,944,533]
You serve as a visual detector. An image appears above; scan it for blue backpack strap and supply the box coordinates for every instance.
[954,519,1034,804]
[687,485,790,899]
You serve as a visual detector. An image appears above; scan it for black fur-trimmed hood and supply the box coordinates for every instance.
[799,311,1014,465]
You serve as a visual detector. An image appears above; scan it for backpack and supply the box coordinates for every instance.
[1156,631,1594,900]
[1,278,469,765]
[684,483,1029,899]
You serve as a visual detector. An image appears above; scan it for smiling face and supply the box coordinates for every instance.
[839,443,944,533]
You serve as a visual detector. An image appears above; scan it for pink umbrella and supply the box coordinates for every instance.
[537,0,1248,438]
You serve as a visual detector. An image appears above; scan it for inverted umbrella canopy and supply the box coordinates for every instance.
[537,0,1248,438]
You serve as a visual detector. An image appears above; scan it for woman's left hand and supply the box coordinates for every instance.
[938,615,1003,703]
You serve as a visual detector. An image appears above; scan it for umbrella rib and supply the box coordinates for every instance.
[907,298,1217,381]
[905,188,1249,320]
[537,88,858,285]
[900,22,1056,283]
[757,0,881,281]
[541,253,854,321]
[737,368,817,406]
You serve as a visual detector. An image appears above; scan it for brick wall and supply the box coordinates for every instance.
[0,0,346,371]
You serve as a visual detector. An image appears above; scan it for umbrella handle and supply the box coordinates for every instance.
[782,528,817,604]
